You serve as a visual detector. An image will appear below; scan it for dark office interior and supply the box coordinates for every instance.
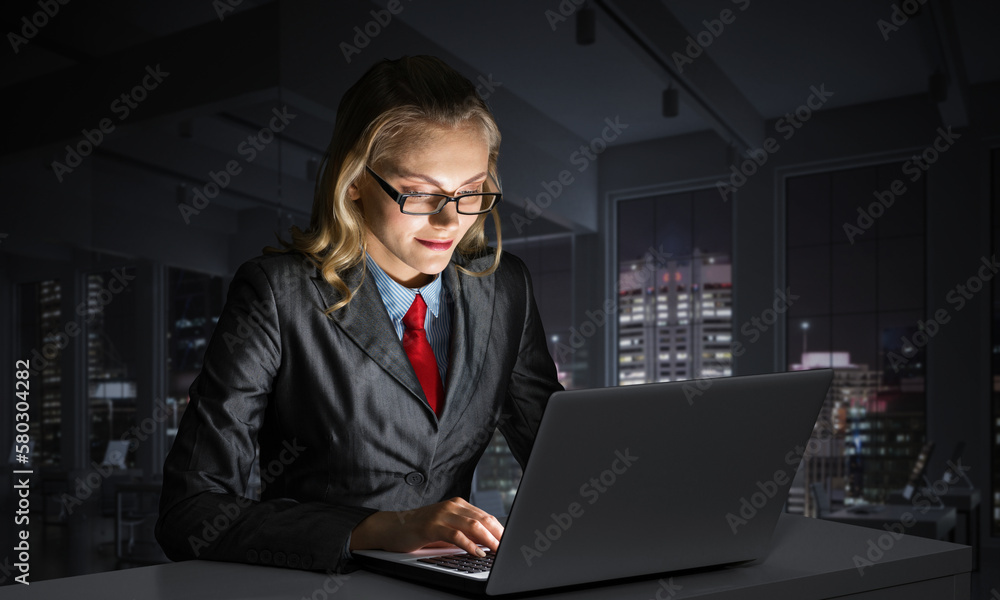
[0,0,998,596]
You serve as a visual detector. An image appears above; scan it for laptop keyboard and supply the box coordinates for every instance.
[417,549,496,573]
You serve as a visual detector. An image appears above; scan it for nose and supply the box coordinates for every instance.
[428,200,461,230]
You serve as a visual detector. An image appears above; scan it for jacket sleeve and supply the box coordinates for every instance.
[154,259,377,573]
[497,255,564,470]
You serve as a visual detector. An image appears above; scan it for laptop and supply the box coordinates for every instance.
[354,369,834,596]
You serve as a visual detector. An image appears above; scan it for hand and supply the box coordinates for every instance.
[350,497,503,557]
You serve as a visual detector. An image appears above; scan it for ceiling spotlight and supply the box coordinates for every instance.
[576,7,595,45]
[662,87,679,118]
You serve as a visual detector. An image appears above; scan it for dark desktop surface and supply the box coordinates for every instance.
[823,504,957,540]
[2,514,971,599]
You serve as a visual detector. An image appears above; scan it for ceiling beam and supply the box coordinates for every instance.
[923,0,970,127]
[595,0,765,153]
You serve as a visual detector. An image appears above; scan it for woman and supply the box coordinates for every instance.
[155,55,563,574]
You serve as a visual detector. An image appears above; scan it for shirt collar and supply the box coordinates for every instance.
[365,252,443,319]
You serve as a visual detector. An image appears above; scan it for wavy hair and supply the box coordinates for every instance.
[268,56,503,312]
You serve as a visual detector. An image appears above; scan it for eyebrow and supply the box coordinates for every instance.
[394,170,488,189]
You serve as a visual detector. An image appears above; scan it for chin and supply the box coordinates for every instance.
[418,254,455,274]
[422,260,451,275]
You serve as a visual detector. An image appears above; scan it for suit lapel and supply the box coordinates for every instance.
[439,253,496,430]
[309,252,497,425]
[310,260,426,405]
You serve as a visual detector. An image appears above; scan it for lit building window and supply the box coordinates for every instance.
[617,190,732,386]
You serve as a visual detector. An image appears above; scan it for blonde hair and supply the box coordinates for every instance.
[268,56,503,313]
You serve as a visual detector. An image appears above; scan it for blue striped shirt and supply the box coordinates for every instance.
[365,252,451,382]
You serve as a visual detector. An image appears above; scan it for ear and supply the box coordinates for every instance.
[347,180,361,202]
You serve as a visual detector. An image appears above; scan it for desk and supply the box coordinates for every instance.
[823,505,956,541]
[7,514,970,599]
[888,487,980,570]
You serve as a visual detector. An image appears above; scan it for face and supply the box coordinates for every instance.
[353,123,489,288]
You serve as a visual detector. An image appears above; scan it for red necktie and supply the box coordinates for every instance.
[402,294,444,416]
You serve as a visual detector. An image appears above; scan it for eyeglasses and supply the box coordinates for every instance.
[365,166,501,215]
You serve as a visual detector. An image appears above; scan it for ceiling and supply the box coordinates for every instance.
[2,0,997,238]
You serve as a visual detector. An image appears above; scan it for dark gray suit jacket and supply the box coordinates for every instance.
[155,249,562,573]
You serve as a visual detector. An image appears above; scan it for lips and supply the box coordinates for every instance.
[417,238,453,251]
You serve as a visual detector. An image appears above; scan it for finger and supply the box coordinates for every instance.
[445,498,501,527]
[432,499,502,553]
[465,512,503,548]
[479,511,504,542]
[447,515,501,552]
[443,526,487,557]
[448,501,505,544]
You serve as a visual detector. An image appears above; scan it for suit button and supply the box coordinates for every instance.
[301,555,313,569]
[287,553,300,568]
[404,472,425,486]
[246,549,259,563]
[273,552,286,566]
[260,550,273,564]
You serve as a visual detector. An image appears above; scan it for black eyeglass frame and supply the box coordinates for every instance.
[365,166,502,215]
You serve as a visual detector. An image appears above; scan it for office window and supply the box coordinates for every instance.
[616,189,733,385]
[17,279,63,468]
[992,148,1000,537]
[165,267,224,452]
[85,268,139,467]
[786,163,926,514]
